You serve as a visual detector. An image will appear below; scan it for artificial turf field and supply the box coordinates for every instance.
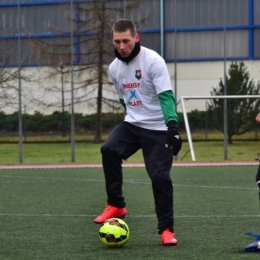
[1,166,260,260]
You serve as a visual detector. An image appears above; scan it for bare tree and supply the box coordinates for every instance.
[0,36,36,112]
[30,0,155,142]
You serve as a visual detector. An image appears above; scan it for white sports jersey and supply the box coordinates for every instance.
[109,46,172,130]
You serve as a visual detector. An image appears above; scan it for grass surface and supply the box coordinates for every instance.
[1,166,260,259]
[1,141,260,165]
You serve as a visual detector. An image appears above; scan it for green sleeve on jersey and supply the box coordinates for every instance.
[158,90,178,125]
[119,99,126,111]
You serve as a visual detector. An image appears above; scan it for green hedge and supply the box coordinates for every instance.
[0,110,220,133]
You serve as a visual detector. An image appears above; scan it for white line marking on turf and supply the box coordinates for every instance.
[1,175,105,182]
[174,184,257,190]
[0,175,257,190]
[0,213,260,218]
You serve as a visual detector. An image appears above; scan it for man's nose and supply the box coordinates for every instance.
[119,43,125,49]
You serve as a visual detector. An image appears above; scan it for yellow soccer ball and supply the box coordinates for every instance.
[99,218,130,247]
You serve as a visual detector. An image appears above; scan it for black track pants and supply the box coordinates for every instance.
[101,122,174,233]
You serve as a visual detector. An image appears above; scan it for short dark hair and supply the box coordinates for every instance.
[111,19,136,37]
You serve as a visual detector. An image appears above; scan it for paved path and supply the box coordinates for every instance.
[0,161,259,169]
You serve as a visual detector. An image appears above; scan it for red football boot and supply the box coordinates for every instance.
[160,229,178,245]
[93,204,127,224]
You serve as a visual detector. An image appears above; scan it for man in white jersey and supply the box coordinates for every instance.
[93,19,182,245]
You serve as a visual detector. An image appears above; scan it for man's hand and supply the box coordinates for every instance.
[167,126,182,156]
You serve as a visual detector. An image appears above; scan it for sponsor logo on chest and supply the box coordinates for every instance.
[122,83,140,89]
[121,69,143,107]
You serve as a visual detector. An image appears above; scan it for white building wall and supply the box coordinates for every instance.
[3,60,260,115]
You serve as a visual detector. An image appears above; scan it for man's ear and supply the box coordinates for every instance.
[135,33,139,43]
